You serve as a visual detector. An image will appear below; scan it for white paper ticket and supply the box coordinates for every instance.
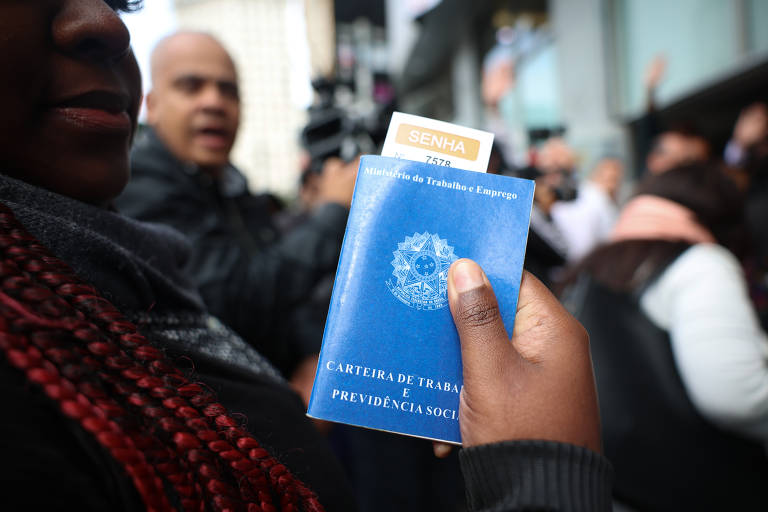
[381,112,494,173]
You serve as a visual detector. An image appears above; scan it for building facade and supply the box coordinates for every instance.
[174,0,335,196]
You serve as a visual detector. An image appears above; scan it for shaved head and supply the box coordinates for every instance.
[150,32,237,86]
[146,31,240,173]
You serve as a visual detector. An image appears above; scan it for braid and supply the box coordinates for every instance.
[0,204,324,512]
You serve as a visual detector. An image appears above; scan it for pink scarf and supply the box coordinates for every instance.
[611,195,715,244]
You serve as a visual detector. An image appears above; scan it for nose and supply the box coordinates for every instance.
[52,0,132,63]
[199,84,228,114]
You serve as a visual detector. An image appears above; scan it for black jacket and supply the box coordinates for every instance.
[574,276,768,511]
[116,129,348,375]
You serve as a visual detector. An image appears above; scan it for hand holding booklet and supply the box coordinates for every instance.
[307,113,534,444]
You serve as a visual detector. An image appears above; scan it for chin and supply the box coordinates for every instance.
[70,164,130,206]
[193,154,230,169]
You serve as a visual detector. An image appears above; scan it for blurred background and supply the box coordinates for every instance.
[116,4,768,510]
[123,0,768,197]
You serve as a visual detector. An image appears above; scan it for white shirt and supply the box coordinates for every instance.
[640,243,768,441]
[551,182,618,262]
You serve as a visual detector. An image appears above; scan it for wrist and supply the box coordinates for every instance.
[460,440,613,511]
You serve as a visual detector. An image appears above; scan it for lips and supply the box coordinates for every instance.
[47,90,132,133]
[193,126,233,150]
[54,90,130,112]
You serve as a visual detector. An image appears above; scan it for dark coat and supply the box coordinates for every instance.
[0,174,357,511]
[116,129,348,376]
[574,276,768,511]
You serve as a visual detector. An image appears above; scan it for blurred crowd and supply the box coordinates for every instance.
[267,48,768,510]
[114,29,768,509]
[484,55,768,510]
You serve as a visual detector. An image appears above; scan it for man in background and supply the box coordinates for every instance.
[116,32,356,379]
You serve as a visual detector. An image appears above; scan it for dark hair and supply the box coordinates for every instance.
[557,163,745,293]
[0,204,323,511]
[663,120,703,139]
[636,162,743,244]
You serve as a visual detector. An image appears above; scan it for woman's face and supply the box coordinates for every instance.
[0,0,142,206]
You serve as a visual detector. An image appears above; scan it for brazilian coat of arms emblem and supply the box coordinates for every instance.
[386,232,459,310]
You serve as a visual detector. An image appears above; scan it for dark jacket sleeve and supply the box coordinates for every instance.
[459,440,613,512]
[117,159,347,375]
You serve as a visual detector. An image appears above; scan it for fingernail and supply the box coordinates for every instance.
[452,259,484,293]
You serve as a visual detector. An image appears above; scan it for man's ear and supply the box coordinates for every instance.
[145,90,157,125]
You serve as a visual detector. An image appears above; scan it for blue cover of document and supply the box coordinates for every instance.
[307,155,535,444]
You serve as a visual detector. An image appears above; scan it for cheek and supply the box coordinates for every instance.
[0,92,46,183]
[228,105,241,130]
[153,100,198,157]
[121,55,143,127]
[170,98,200,131]
[0,49,47,156]
[156,102,188,135]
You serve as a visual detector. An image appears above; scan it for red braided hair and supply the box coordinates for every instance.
[0,203,324,512]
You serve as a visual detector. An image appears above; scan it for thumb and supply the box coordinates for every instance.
[447,259,519,391]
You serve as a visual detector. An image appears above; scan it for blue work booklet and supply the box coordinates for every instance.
[307,155,535,444]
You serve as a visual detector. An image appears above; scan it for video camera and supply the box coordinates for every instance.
[300,77,391,174]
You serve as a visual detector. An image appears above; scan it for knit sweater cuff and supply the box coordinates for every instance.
[459,440,613,512]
